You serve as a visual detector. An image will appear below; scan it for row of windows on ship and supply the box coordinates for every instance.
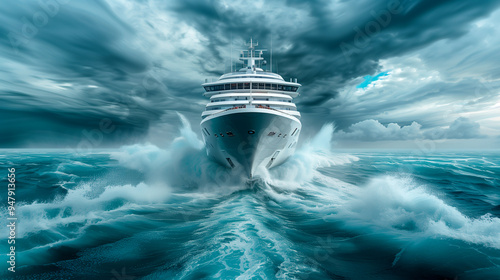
[206,104,297,111]
[211,97,292,103]
[202,127,300,139]
[218,74,281,81]
[204,83,299,92]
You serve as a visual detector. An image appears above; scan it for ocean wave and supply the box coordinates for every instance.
[3,114,499,279]
[262,123,359,183]
[1,182,171,240]
[340,175,500,249]
[109,114,248,192]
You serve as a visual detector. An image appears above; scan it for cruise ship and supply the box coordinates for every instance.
[200,39,301,177]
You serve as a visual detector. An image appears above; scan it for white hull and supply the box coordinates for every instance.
[201,108,301,177]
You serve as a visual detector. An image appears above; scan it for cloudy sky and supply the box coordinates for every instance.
[1,0,499,149]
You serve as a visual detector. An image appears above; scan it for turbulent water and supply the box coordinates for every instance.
[1,120,500,279]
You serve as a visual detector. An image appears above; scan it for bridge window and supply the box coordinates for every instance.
[204,82,297,93]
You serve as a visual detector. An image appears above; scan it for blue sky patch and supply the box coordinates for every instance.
[357,71,390,89]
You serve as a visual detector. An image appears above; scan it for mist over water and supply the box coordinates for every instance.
[1,115,499,279]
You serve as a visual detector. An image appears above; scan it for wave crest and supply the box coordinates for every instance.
[342,175,500,249]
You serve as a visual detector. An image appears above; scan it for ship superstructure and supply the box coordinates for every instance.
[200,39,301,177]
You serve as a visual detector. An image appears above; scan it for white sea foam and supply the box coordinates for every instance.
[340,175,500,249]
[3,181,171,238]
[263,123,358,183]
[110,114,248,191]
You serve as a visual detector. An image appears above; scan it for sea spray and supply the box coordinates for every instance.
[265,122,358,183]
[111,113,246,191]
[338,175,500,249]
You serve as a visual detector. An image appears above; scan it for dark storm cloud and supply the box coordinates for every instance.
[1,0,500,147]
[299,91,339,107]
[291,0,497,83]
[1,0,147,76]
[0,0,178,147]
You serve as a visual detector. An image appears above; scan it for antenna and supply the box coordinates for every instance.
[240,38,266,72]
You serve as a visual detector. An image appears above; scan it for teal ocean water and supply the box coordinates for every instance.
[1,124,499,279]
